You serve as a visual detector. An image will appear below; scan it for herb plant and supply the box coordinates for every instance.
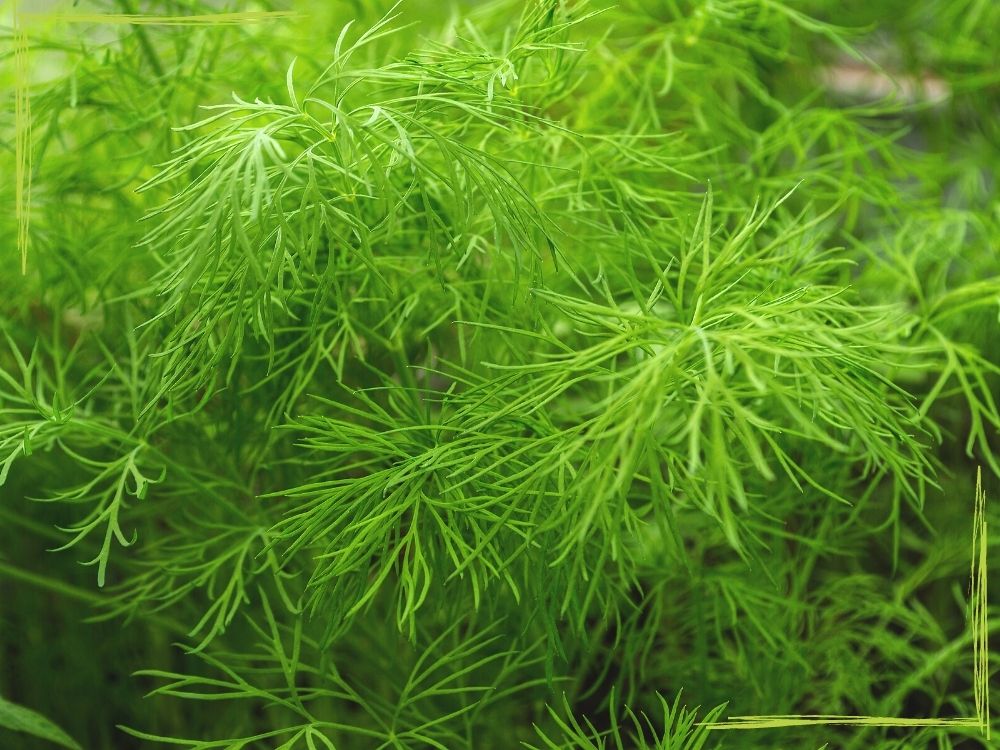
[1,0,998,748]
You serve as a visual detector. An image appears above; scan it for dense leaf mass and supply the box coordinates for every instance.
[1,1,997,748]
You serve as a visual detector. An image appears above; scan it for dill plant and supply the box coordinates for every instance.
[1,0,998,748]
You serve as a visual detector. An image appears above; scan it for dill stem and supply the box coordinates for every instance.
[0,560,190,636]
[0,560,104,604]
[114,0,165,78]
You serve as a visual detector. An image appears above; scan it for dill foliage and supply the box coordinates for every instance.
[1,1,998,748]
